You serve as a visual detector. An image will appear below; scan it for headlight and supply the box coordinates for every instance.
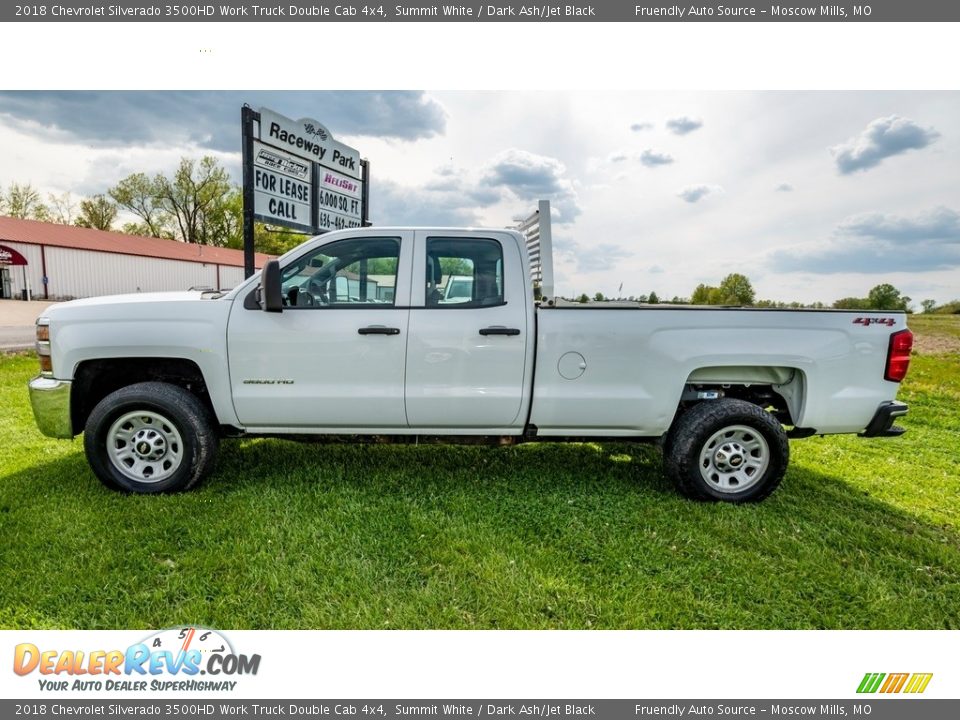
[36,318,52,375]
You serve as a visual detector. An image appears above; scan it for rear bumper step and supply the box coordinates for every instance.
[859,401,909,438]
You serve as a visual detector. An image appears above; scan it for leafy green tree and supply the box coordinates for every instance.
[121,221,160,237]
[647,291,659,304]
[3,182,48,220]
[691,275,756,306]
[690,283,719,305]
[867,283,910,311]
[439,257,473,276]
[205,187,244,248]
[920,299,937,314]
[833,297,869,310]
[594,292,605,302]
[111,158,237,246]
[220,203,308,257]
[577,293,589,304]
[718,273,756,305]
[154,157,233,245]
[75,194,118,231]
[263,224,315,256]
[109,172,171,239]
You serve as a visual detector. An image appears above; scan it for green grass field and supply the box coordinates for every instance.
[1,317,958,630]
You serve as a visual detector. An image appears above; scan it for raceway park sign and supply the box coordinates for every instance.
[244,106,367,234]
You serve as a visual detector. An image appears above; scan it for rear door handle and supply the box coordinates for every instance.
[479,326,521,336]
[358,326,400,335]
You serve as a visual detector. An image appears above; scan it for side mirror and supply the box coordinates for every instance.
[262,260,283,313]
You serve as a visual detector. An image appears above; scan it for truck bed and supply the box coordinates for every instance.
[530,304,906,437]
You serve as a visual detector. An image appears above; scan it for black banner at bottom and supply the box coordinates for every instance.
[3,700,956,720]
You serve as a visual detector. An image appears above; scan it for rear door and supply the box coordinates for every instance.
[227,232,413,429]
[404,231,531,430]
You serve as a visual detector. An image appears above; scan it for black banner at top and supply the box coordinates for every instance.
[5,0,960,22]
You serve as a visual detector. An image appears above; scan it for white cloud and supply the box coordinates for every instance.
[0,91,448,150]
[838,206,960,242]
[639,149,674,167]
[666,116,703,135]
[554,235,632,273]
[770,207,960,273]
[677,184,722,203]
[481,148,581,222]
[830,115,939,174]
[371,179,483,227]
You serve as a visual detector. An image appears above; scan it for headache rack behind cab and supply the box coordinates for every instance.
[516,199,554,303]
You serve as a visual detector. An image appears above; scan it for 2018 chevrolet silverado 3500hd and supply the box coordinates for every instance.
[28,225,912,502]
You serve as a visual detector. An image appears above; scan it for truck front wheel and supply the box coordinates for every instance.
[664,399,789,503]
[83,382,218,493]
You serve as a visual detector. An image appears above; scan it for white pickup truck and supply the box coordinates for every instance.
[28,224,912,502]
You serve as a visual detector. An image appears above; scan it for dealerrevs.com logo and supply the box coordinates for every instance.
[13,627,261,692]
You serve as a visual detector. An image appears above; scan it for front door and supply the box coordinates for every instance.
[227,232,413,429]
[404,232,531,430]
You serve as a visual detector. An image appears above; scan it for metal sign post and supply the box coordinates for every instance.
[361,159,371,227]
[241,105,257,279]
[241,105,369,279]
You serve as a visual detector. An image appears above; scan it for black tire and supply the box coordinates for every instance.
[663,399,789,503]
[83,381,218,493]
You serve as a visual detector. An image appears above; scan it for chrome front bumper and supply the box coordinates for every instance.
[28,376,74,439]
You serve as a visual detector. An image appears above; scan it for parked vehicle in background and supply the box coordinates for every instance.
[442,275,474,303]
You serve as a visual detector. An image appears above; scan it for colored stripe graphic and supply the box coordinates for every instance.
[857,672,932,694]
[904,673,934,694]
[857,673,885,693]
[880,673,909,693]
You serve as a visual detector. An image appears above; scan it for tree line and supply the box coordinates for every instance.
[575,273,958,313]
[0,156,304,255]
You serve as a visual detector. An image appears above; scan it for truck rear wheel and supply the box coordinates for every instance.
[663,399,789,503]
[83,382,218,493]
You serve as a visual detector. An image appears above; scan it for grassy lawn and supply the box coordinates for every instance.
[1,317,958,630]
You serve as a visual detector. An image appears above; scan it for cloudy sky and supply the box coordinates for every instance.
[0,90,957,305]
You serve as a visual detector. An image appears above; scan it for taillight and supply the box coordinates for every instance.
[885,329,913,383]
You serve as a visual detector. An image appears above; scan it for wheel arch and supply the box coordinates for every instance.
[71,357,217,435]
[682,364,807,427]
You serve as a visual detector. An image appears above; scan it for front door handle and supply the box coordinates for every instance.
[358,326,400,335]
[479,326,521,336]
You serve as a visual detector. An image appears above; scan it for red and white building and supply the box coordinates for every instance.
[0,216,272,301]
